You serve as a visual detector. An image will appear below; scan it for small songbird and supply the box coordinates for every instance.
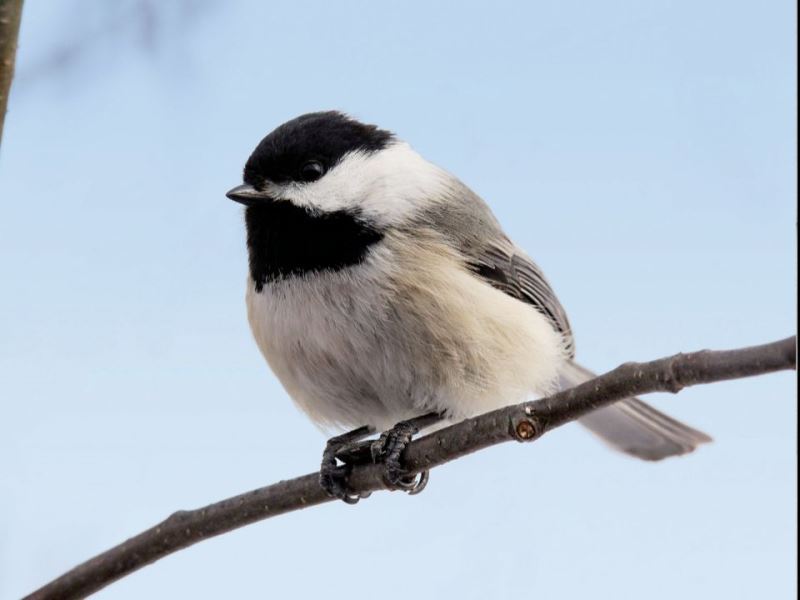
[227,111,710,502]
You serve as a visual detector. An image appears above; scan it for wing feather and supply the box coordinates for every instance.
[412,181,574,356]
[468,239,576,357]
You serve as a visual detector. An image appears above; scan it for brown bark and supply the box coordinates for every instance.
[0,0,23,147]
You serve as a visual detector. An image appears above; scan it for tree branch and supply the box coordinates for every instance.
[0,0,23,147]
[24,336,796,600]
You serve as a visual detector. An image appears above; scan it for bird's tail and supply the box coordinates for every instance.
[559,361,712,460]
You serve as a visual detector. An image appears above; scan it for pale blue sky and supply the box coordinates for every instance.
[1,1,796,598]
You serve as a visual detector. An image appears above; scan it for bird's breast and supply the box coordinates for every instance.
[245,231,567,430]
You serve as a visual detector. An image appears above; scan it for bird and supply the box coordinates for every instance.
[226,111,711,503]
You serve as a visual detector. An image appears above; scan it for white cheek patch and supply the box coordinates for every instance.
[264,142,450,227]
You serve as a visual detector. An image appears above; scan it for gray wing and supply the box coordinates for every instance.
[468,238,576,358]
[414,179,575,355]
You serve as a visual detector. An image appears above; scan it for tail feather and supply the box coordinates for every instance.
[559,361,712,461]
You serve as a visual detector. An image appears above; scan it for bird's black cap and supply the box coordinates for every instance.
[243,111,394,188]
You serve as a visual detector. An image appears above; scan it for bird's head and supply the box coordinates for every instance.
[227,111,447,230]
[227,111,451,285]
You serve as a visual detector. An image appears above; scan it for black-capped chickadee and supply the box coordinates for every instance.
[227,111,711,502]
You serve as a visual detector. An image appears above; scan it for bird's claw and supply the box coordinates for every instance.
[319,464,367,504]
[320,426,373,504]
[370,419,430,494]
[320,414,440,502]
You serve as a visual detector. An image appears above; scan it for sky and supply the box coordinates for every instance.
[0,1,796,598]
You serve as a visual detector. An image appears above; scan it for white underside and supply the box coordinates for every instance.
[246,229,568,432]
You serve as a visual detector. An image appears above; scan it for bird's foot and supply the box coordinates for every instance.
[319,413,442,502]
[320,425,374,504]
[370,413,441,494]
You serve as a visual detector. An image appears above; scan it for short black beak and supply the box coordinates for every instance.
[226,184,271,206]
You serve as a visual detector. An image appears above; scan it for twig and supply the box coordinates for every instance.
[24,336,796,600]
[0,0,23,147]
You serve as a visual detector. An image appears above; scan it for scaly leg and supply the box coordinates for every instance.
[371,412,442,494]
[320,425,374,504]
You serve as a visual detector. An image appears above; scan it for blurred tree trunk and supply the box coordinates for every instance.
[0,0,23,148]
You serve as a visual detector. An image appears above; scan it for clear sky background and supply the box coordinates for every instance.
[0,1,796,598]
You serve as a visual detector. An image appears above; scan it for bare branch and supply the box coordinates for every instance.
[0,0,23,146]
[24,336,796,600]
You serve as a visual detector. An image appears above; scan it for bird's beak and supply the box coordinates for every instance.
[225,184,272,206]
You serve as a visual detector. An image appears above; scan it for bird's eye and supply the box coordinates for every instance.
[300,160,325,182]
